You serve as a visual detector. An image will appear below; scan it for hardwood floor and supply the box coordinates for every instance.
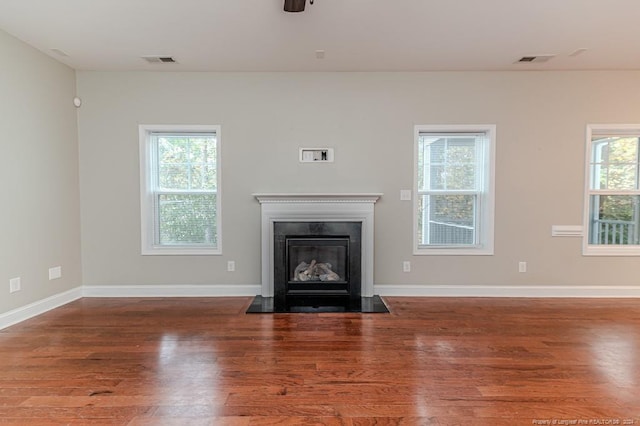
[0,297,639,425]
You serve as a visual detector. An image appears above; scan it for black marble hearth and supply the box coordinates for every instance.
[245,295,389,313]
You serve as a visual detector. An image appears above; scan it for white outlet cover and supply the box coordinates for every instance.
[49,266,62,280]
[9,277,21,293]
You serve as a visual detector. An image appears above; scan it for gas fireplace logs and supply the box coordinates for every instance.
[293,260,340,282]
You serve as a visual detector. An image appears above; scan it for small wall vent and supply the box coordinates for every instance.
[142,56,177,64]
[551,225,583,237]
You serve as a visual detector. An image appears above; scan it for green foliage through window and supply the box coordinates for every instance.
[153,133,218,247]
[588,135,640,246]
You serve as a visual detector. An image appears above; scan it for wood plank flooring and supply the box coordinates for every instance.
[1,297,639,425]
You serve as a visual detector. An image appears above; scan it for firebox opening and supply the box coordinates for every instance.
[288,238,349,283]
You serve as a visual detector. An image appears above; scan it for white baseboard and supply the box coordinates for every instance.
[0,286,83,331]
[375,284,640,298]
[3,284,639,331]
[82,283,640,298]
[82,284,261,298]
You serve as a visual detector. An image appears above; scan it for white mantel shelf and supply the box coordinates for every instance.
[254,193,382,298]
[254,193,383,203]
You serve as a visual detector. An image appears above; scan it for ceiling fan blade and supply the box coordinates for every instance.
[284,0,306,12]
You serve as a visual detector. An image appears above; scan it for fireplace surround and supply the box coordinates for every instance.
[274,221,361,311]
[249,193,386,313]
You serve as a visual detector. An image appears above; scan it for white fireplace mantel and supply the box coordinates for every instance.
[254,193,382,298]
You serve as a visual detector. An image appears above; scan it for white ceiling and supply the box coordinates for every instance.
[1,0,639,72]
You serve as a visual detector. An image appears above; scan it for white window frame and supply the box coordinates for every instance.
[139,124,222,255]
[413,124,495,255]
[583,124,640,256]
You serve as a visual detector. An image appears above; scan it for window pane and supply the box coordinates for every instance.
[159,164,189,189]
[419,135,477,191]
[158,137,188,164]
[447,138,476,163]
[157,134,217,191]
[189,137,217,163]
[591,163,637,191]
[426,137,446,162]
[447,165,476,190]
[589,195,640,245]
[607,164,636,190]
[189,137,217,190]
[189,164,217,190]
[590,137,639,190]
[430,165,445,190]
[158,194,217,245]
[418,194,476,246]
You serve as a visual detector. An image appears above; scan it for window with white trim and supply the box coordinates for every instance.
[414,125,495,255]
[139,125,221,255]
[584,124,640,256]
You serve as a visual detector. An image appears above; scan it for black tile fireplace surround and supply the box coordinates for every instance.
[275,221,361,310]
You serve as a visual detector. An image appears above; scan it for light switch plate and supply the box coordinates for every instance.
[400,190,412,201]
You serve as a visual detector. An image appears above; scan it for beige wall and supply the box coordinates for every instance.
[76,70,640,290]
[3,28,639,317]
[0,30,82,315]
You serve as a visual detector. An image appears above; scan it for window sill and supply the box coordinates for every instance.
[414,247,494,256]
[583,245,640,256]
[142,247,222,256]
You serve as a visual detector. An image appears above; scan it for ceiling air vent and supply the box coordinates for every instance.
[142,56,177,64]
[516,55,555,64]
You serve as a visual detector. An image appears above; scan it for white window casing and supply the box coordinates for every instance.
[584,124,640,256]
[139,124,222,255]
[413,124,495,255]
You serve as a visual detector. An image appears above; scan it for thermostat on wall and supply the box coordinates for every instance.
[299,148,334,163]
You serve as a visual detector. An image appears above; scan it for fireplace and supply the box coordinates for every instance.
[274,221,361,311]
[248,193,388,313]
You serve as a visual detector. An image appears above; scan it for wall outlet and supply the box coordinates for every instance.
[227,261,236,272]
[403,261,411,272]
[49,266,62,280]
[518,261,527,273]
[9,277,21,293]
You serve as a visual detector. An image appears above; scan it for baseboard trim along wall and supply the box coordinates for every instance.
[84,284,640,299]
[3,284,640,330]
[82,284,262,298]
[0,286,83,331]
[374,285,640,298]
[83,284,640,298]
